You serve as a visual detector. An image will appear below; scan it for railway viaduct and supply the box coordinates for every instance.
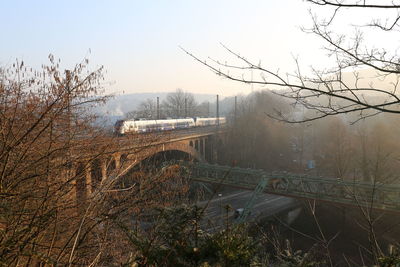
[72,126,225,203]
[70,125,400,222]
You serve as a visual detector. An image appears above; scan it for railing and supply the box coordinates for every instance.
[183,162,400,212]
[115,125,225,148]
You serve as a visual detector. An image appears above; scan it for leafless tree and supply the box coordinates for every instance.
[125,98,157,119]
[196,101,211,117]
[162,89,197,118]
[182,2,400,263]
[0,56,192,265]
[182,1,400,123]
[0,55,114,265]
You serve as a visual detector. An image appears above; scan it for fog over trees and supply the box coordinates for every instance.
[218,90,400,184]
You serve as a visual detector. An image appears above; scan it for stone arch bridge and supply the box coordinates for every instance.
[73,126,225,203]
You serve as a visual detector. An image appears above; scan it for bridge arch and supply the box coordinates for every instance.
[117,141,205,177]
[120,153,128,164]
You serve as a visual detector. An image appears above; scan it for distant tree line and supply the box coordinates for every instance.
[220,90,400,184]
[125,89,214,119]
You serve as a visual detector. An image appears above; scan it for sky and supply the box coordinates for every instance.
[1,1,396,97]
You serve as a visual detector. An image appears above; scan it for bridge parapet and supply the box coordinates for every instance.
[183,162,400,212]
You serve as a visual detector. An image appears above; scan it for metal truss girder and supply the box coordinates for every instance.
[236,175,268,224]
[184,162,400,212]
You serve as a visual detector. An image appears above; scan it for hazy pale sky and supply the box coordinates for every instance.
[1,1,395,96]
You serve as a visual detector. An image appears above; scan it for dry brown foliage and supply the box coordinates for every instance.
[0,57,189,266]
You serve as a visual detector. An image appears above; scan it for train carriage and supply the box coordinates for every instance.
[194,117,226,127]
[115,117,225,135]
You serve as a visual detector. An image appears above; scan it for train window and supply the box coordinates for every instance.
[115,120,124,127]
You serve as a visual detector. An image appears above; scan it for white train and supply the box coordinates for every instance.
[114,117,226,135]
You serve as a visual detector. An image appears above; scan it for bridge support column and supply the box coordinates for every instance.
[114,154,121,169]
[212,137,218,163]
[101,159,107,183]
[72,163,90,214]
[63,167,77,208]
[285,207,302,225]
[85,165,92,196]
[205,137,212,162]
[90,159,102,193]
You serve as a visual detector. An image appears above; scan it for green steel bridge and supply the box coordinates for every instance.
[177,162,400,222]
